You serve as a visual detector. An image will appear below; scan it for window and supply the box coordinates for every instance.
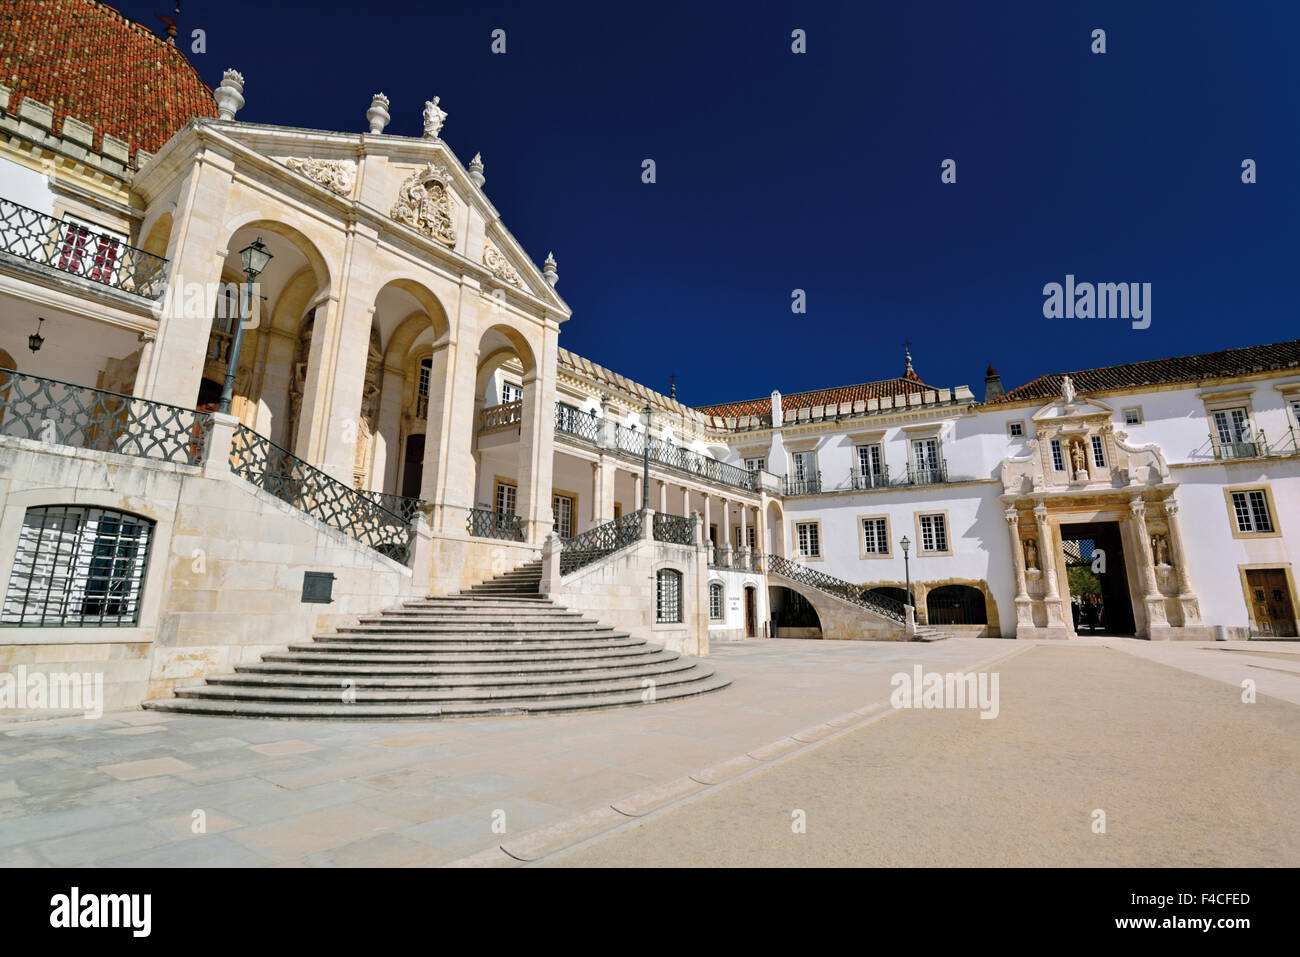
[1122,407,1143,426]
[494,481,517,518]
[735,525,756,550]
[1212,407,1250,445]
[416,357,432,418]
[795,521,821,559]
[709,582,724,620]
[911,437,942,482]
[551,493,575,539]
[56,215,127,285]
[860,517,889,555]
[2,506,152,627]
[791,451,814,480]
[1291,399,1300,426]
[656,569,682,623]
[501,381,523,405]
[744,457,766,473]
[1050,439,1064,471]
[1230,490,1274,534]
[855,444,883,486]
[555,402,580,433]
[1007,421,1024,438]
[918,513,948,554]
[1090,435,1106,469]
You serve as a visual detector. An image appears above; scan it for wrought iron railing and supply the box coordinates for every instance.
[784,472,822,496]
[358,490,427,524]
[847,467,889,490]
[559,508,646,574]
[766,553,905,623]
[229,425,413,563]
[0,197,169,299]
[652,512,695,546]
[479,400,523,432]
[902,461,949,486]
[1208,432,1283,461]
[0,368,212,465]
[709,545,729,569]
[466,507,525,541]
[555,404,601,443]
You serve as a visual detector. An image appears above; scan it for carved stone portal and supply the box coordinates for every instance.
[391,163,457,246]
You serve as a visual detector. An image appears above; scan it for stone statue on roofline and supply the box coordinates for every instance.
[423,97,447,139]
[1061,375,1077,406]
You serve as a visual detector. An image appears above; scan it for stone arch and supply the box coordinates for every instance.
[768,584,822,638]
[218,215,333,296]
[765,500,785,557]
[924,580,1000,632]
[138,208,174,259]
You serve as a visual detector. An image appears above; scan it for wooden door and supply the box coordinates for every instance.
[744,587,757,637]
[1247,569,1297,637]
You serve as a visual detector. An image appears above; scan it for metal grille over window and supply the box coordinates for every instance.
[2,506,152,627]
[656,569,682,623]
[709,582,723,619]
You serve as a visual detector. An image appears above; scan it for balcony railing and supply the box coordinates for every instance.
[358,490,427,524]
[479,400,523,432]
[229,425,414,563]
[847,467,889,490]
[466,507,525,541]
[652,512,695,546]
[1208,431,1295,461]
[902,461,948,487]
[555,404,601,443]
[0,198,169,300]
[784,472,822,496]
[0,367,211,465]
[559,509,645,574]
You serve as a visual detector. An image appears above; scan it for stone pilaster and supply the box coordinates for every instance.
[1033,502,1069,637]
[1005,505,1034,633]
[1130,494,1169,635]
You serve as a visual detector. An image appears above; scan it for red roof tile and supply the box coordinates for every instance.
[697,377,934,419]
[991,339,1300,405]
[3,0,216,161]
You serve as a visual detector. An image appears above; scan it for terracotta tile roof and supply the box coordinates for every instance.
[557,348,698,419]
[3,0,216,160]
[990,339,1300,405]
[696,377,933,419]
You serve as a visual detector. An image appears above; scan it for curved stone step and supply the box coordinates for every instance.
[295,637,645,654]
[146,671,733,719]
[235,649,683,677]
[263,645,663,665]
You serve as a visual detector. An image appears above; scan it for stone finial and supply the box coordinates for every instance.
[542,251,558,287]
[367,93,390,134]
[214,69,245,120]
[422,96,447,139]
[468,152,485,188]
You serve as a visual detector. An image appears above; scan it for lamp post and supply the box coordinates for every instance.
[219,237,273,415]
[641,403,652,510]
[900,535,912,609]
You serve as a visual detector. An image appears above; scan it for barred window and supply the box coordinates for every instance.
[2,506,152,627]
[656,569,682,623]
[709,582,724,620]
[1050,439,1064,471]
[861,517,889,554]
[1230,490,1274,533]
[1091,435,1106,469]
[919,513,948,553]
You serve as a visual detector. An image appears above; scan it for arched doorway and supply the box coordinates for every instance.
[744,585,758,637]
[768,585,822,639]
[926,584,988,625]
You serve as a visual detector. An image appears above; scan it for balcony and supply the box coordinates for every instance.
[0,198,169,300]
[784,472,822,496]
[902,461,949,487]
[1209,431,1297,461]
[847,467,890,490]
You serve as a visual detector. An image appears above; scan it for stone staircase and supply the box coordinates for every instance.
[143,560,730,719]
[910,626,951,642]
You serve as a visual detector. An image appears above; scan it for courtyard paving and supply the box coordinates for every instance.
[1,636,1296,867]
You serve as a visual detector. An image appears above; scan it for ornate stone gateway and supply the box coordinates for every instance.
[999,382,1203,640]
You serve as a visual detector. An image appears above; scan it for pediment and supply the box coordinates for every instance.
[1031,395,1114,424]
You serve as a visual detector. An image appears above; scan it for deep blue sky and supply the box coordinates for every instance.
[117,0,1299,404]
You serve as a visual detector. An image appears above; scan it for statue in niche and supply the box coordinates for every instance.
[1023,537,1039,570]
[1151,533,1170,567]
[1070,440,1088,480]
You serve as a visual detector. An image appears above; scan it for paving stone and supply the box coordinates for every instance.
[97,756,195,781]
[230,804,402,860]
[248,739,324,756]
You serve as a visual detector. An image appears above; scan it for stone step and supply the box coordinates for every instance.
[371,609,586,620]
[212,658,699,690]
[314,631,634,646]
[176,666,717,703]
[263,645,662,665]
[341,620,612,633]
[145,671,733,719]
[235,648,683,677]
[297,637,644,654]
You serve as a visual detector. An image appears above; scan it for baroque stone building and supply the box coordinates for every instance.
[1,1,1297,716]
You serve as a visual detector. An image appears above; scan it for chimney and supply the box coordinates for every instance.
[983,363,1004,403]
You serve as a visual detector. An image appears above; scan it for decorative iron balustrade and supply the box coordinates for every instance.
[901,461,949,487]
[466,507,525,541]
[784,472,822,496]
[0,368,212,465]
[613,423,646,457]
[1208,432,1280,461]
[766,553,906,623]
[228,425,413,563]
[479,400,523,432]
[847,467,890,490]
[555,404,601,443]
[709,545,729,569]
[652,512,695,546]
[358,490,427,524]
[559,508,646,574]
[0,198,169,300]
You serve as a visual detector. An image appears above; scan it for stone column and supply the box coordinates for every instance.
[1130,494,1168,634]
[1034,502,1068,636]
[632,471,642,511]
[702,494,712,543]
[418,340,457,525]
[517,360,557,545]
[756,498,768,565]
[590,461,601,528]
[658,479,667,514]
[1163,498,1202,627]
[1005,505,1034,634]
